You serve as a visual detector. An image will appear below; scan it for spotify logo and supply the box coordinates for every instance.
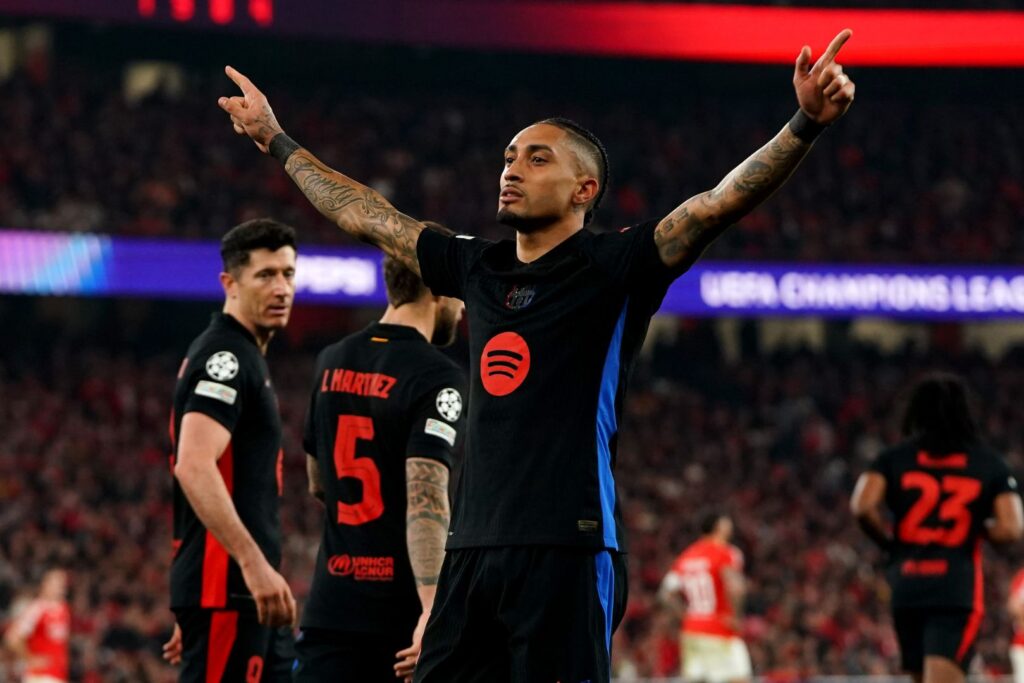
[480,332,531,396]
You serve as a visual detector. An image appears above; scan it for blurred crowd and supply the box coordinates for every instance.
[3,321,1024,680]
[1,53,1023,264]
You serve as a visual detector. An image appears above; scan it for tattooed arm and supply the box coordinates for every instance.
[654,30,856,270]
[218,66,424,274]
[395,457,451,679]
[405,457,450,593]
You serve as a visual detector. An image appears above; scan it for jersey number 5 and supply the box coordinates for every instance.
[333,415,384,525]
[898,472,981,547]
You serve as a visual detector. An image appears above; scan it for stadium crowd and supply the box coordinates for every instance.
[1,56,1023,264]
[2,315,1024,680]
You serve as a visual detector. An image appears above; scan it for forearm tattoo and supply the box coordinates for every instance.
[405,458,450,587]
[655,125,810,266]
[284,150,422,274]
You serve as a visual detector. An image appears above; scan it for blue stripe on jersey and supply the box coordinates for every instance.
[596,301,628,550]
[594,550,615,659]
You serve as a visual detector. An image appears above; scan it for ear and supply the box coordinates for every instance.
[219,271,237,298]
[573,177,599,208]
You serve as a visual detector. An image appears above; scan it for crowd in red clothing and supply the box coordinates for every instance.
[1,48,1023,265]
[2,313,1024,680]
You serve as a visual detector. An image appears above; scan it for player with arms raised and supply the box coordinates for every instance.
[294,224,466,682]
[220,30,855,682]
[851,373,1024,683]
[659,512,750,683]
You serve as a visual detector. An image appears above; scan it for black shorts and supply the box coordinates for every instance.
[414,546,627,683]
[892,607,982,673]
[293,628,409,682]
[174,608,295,683]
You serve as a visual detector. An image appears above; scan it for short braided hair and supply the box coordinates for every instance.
[537,117,609,225]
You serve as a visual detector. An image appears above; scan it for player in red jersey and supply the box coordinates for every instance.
[852,373,1024,683]
[1008,567,1024,683]
[659,512,750,683]
[3,569,70,683]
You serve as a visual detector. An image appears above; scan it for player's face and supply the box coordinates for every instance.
[229,247,297,332]
[718,517,734,540]
[41,570,68,600]
[432,296,464,347]
[497,124,588,233]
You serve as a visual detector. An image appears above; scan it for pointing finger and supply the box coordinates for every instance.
[818,29,852,67]
[225,65,258,95]
[793,45,812,79]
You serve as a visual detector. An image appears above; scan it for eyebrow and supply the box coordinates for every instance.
[505,144,556,154]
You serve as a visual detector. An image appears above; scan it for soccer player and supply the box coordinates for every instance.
[851,372,1024,683]
[219,29,856,681]
[1008,567,1024,683]
[659,512,750,683]
[166,218,298,682]
[3,569,70,683]
[293,224,467,682]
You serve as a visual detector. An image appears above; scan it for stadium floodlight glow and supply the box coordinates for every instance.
[5,230,1024,320]
[5,1,1024,66]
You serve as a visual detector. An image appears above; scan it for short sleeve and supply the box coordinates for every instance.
[404,369,468,468]
[416,229,488,300]
[591,220,679,312]
[989,456,1018,497]
[182,344,249,433]
[868,448,892,482]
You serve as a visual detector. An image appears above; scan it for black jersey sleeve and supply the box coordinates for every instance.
[868,448,893,482]
[302,351,326,457]
[988,455,1019,497]
[404,369,467,468]
[181,342,251,433]
[591,220,680,312]
[416,229,490,299]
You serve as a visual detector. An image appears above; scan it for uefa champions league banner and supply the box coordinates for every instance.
[4,230,1024,319]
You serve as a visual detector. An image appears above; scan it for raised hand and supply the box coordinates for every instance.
[217,66,284,153]
[793,29,855,125]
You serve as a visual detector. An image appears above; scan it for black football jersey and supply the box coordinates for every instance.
[871,440,1018,609]
[301,322,467,634]
[170,313,283,610]
[416,221,678,551]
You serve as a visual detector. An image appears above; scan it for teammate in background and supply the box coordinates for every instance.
[164,218,298,682]
[659,512,751,683]
[851,372,1024,683]
[293,222,466,682]
[3,569,70,683]
[220,28,855,682]
[1007,567,1024,683]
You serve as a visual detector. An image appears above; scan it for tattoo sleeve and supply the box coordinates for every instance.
[405,457,451,587]
[654,123,812,269]
[284,149,423,275]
